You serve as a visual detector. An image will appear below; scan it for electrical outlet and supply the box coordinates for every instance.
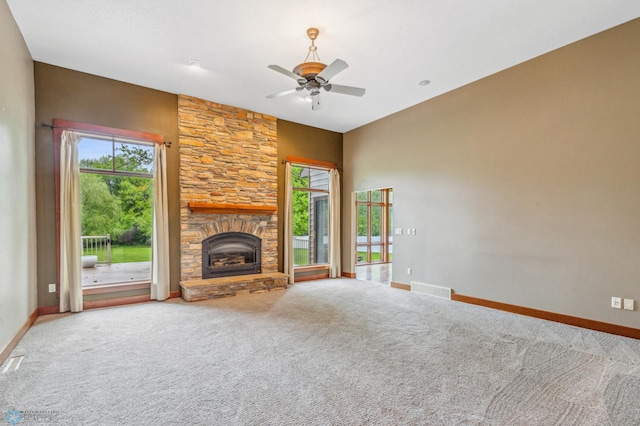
[611,297,622,309]
[623,298,635,311]
[411,228,416,235]
[48,283,56,293]
[395,228,403,235]
[407,267,412,275]
[406,228,412,236]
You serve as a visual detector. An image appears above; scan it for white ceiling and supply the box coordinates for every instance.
[7,1,640,133]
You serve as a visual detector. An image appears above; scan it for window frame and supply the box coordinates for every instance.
[285,156,338,272]
[355,188,393,265]
[53,119,163,296]
[290,163,330,267]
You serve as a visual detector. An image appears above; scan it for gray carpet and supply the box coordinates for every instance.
[2,279,640,425]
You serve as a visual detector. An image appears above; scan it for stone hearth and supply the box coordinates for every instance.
[180,272,289,302]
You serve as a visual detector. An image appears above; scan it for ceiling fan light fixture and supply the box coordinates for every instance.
[266,27,366,110]
[293,62,327,80]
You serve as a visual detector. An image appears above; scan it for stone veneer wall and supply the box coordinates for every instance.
[178,95,278,281]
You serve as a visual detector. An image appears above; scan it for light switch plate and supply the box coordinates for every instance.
[611,297,622,309]
[395,228,403,235]
[623,298,635,311]
[48,283,56,293]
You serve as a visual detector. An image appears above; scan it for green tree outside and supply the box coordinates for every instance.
[291,166,309,236]
[79,143,153,246]
[80,173,121,236]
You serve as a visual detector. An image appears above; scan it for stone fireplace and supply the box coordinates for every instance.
[178,95,287,300]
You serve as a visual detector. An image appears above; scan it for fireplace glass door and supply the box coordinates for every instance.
[202,232,261,278]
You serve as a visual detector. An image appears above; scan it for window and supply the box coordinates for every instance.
[77,133,155,286]
[54,119,167,305]
[356,188,393,264]
[291,165,330,266]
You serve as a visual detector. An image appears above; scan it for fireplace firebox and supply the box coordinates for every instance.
[202,232,261,279]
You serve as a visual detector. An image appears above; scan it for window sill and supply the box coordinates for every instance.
[294,265,329,272]
[82,281,150,296]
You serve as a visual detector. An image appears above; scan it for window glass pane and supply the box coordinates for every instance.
[357,205,368,239]
[312,196,328,263]
[388,189,393,204]
[292,190,310,266]
[292,189,329,266]
[309,169,329,191]
[370,245,383,263]
[80,173,152,286]
[115,142,154,173]
[388,206,393,237]
[292,190,309,237]
[356,191,368,202]
[293,236,309,266]
[356,248,368,264]
[371,205,382,238]
[78,137,112,170]
[372,190,382,203]
[292,166,309,189]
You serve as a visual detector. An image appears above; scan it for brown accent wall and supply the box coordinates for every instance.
[34,63,180,307]
[343,19,640,328]
[276,120,343,271]
[178,95,278,280]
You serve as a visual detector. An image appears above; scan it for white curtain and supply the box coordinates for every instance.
[328,169,341,278]
[283,162,294,284]
[59,130,83,313]
[151,143,170,300]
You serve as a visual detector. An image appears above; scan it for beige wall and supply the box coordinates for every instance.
[344,19,640,328]
[34,63,180,307]
[0,0,36,353]
[276,120,343,272]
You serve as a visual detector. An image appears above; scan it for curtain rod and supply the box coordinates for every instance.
[281,158,341,171]
[40,123,172,148]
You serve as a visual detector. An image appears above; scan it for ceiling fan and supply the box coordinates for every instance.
[266,28,366,111]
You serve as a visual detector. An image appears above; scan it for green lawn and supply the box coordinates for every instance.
[357,251,393,263]
[83,245,151,264]
[295,248,393,265]
[294,248,309,266]
[357,251,380,262]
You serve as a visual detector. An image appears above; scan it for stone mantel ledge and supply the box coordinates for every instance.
[187,202,277,215]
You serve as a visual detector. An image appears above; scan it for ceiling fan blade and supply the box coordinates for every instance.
[266,87,301,99]
[311,93,321,111]
[325,84,366,97]
[315,59,348,84]
[268,64,302,81]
